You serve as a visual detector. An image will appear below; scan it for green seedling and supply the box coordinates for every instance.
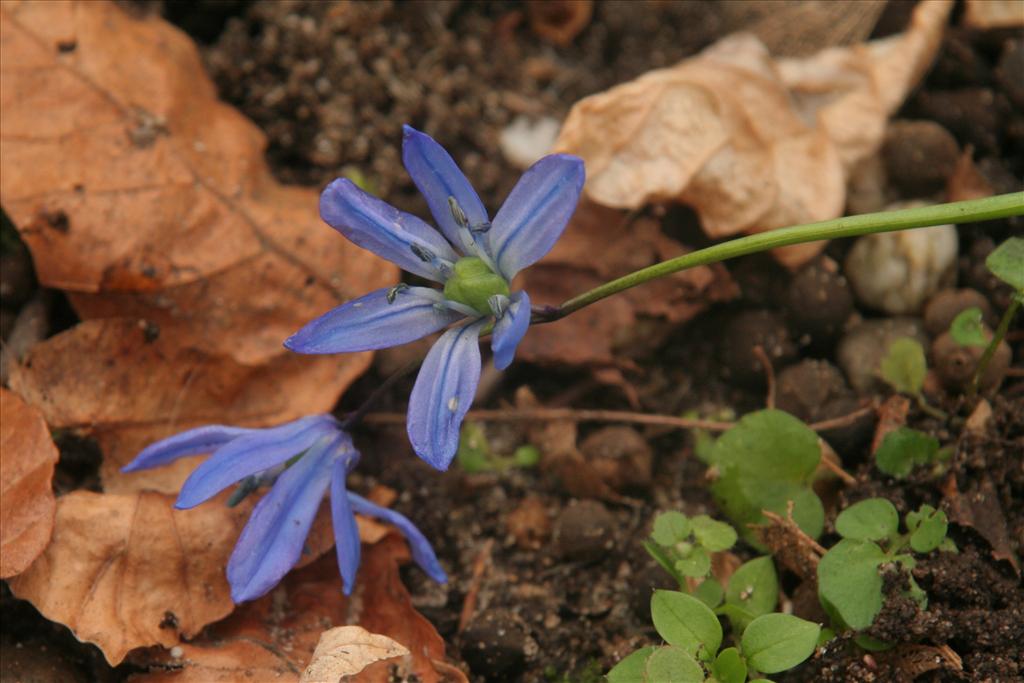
[817,499,956,634]
[645,511,737,601]
[456,422,540,473]
[879,338,947,419]
[949,307,988,348]
[874,427,950,479]
[705,410,824,546]
[607,590,820,682]
[970,236,1024,397]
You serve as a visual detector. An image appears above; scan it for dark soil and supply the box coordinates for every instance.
[3,2,1022,683]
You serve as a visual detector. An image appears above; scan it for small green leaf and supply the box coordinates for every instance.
[652,511,691,546]
[676,546,712,578]
[710,410,821,482]
[742,613,821,674]
[644,646,705,683]
[950,307,988,347]
[875,428,940,478]
[939,537,959,553]
[716,603,756,633]
[817,627,836,647]
[985,236,1024,290]
[693,578,724,609]
[690,515,738,552]
[712,647,747,683]
[880,337,927,396]
[607,646,657,683]
[723,556,778,630]
[818,539,887,630]
[835,498,899,541]
[907,505,949,553]
[651,590,723,657]
[512,444,540,468]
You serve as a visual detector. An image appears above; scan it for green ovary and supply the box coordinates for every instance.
[443,257,510,315]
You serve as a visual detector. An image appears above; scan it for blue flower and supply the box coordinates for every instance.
[122,415,446,602]
[286,126,585,470]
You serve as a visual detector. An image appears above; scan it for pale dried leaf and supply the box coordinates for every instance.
[554,1,952,267]
[963,0,1024,28]
[300,626,408,683]
[0,388,58,577]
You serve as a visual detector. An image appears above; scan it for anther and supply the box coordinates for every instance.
[386,283,409,304]
[448,196,469,229]
[409,243,435,263]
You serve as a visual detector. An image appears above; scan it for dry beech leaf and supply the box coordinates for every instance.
[300,626,409,683]
[0,388,58,578]
[6,318,371,494]
[518,200,736,368]
[963,0,1024,29]
[554,1,952,267]
[133,539,451,683]
[8,490,250,665]
[0,0,396,365]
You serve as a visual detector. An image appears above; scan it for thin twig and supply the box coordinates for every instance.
[752,345,776,410]
[457,538,494,634]
[361,405,875,434]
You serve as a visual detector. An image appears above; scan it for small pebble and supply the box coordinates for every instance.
[845,208,958,315]
[776,360,851,423]
[578,425,652,491]
[553,499,616,563]
[922,288,994,337]
[505,496,551,550]
[837,317,929,394]
[719,309,797,386]
[784,256,853,347]
[882,120,960,196]
[931,331,1011,394]
[459,610,530,679]
[914,88,1003,153]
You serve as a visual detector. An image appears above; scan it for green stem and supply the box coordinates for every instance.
[969,292,1022,399]
[539,193,1024,321]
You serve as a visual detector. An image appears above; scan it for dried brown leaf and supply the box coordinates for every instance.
[554,1,952,267]
[963,0,1024,28]
[527,0,593,47]
[132,538,449,683]
[518,201,736,367]
[7,490,248,665]
[0,388,58,578]
[6,318,369,493]
[300,626,408,683]
[0,1,395,364]
[755,507,825,582]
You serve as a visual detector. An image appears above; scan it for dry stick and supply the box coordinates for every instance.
[361,404,876,434]
[457,538,494,634]
[752,345,776,410]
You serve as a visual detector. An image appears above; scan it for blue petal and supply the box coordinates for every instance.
[407,320,485,470]
[320,178,459,282]
[491,290,531,370]
[284,286,464,354]
[330,455,361,595]
[121,425,253,473]
[402,125,489,251]
[226,435,339,603]
[347,492,448,584]
[489,154,585,279]
[176,415,338,510]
